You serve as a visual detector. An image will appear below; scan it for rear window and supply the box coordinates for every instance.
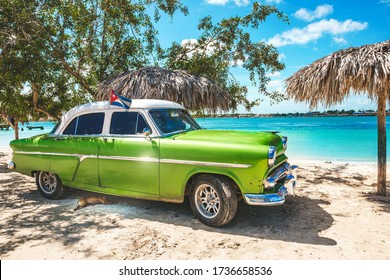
[62,113,105,135]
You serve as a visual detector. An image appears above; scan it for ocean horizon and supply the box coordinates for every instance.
[1,116,388,162]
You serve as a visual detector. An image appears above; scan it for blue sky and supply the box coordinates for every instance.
[156,0,390,113]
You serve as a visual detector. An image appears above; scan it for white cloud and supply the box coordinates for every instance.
[181,39,198,46]
[205,0,250,6]
[181,39,199,57]
[265,0,282,4]
[233,0,250,6]
[333,36,347,45]
[268,19,368,47]
[380,0,390,5]
[278,53,286,61]
[268,79,284,88]
[267,71,282,78]
[294,4,334,22]
[204,0,229,5]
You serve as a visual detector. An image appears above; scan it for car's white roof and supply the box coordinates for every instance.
[70,99,184,112]
[57,99,185,134]
[66,99,183,116]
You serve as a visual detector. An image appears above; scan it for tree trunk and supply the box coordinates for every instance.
[14,121,19,140]
[31,83,60,121]
[377,93,387,196]
[6,117,19,140]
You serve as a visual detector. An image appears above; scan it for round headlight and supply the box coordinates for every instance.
[268,146,276,167]
[282,136,288,149]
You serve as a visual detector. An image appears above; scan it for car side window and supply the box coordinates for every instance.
[110,112,150,135]
[136,114,149,134]
[76,113,105,135]
[63,118,77,135]
[62,113,105,135]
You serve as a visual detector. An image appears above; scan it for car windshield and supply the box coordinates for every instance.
[149,109,201,135]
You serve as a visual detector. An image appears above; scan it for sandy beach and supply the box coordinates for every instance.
[0,146,389,260]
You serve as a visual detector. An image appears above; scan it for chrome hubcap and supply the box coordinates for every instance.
[195,184,220,218]
[39,172,57,194]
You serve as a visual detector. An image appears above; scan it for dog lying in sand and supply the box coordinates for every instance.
[74,196,108,211]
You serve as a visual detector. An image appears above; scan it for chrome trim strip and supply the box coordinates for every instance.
[160,159,251,169]
[98,155,159,163]
[264,162,291,188]
[14,151,97,162]
[14,151,251,168]
[79,155,96,162]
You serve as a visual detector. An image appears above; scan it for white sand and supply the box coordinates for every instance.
[0,147,389,260]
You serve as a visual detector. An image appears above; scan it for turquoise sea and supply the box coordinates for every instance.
[0,116,388,162]
[196,116,386,162]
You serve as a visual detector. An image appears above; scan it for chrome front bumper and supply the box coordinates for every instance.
[243,163,298,206]
[7,161,15,170]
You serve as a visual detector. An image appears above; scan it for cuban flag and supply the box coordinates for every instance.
[110,90,132,110]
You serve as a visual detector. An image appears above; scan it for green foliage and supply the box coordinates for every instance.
[0,0,187,122]
[1,0,288,127]
[164,2,289,111]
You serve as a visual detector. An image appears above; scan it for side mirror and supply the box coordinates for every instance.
[143,127,151,137]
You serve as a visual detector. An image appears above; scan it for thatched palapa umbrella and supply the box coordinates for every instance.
[96,67,231,112]
[285,40,390,196]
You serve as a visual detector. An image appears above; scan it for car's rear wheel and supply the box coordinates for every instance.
[190,175,237,227]
[36,171,66,199]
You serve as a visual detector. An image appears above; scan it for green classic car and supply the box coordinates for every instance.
[9,99,297,227]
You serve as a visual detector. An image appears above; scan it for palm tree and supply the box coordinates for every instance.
[285,40,390,196]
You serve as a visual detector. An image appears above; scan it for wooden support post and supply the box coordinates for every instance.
[377,93,387,196]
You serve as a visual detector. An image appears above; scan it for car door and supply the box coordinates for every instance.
[49,112,103,187]
[98,111,160,196]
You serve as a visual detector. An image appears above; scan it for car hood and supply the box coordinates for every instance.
[171,129,285,151]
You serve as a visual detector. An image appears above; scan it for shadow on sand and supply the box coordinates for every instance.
[361,186,390,214]
[0,161,338,258]
[302,162,390,213]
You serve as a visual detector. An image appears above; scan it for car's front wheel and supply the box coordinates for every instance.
[190,175,238,227]
[36,171,66,199]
